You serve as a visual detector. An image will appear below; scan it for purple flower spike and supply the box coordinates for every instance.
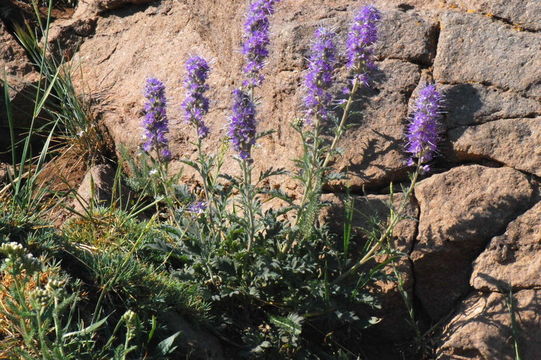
[229,89,257,160]
[304,27,338,125]
[406,84,443,168]
[242,0,281,87]
[142,78,171,161]
[347,5,381,86]
[182,56,211,139]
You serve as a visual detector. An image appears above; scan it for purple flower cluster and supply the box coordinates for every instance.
[347,5,381,86]
[406,84,443,170]
[142,78,171,160]
[304,27,338,125]
[241,0,281,87]
[228,89,257,160]
[182,56,211,139]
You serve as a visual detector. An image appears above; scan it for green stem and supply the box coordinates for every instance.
[284,78,361,254]
[322,77,360,170]
[333,157,422,284]
[241,158,256,252]
[196,137,213,210]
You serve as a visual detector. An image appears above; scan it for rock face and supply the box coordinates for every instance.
[434,12,541,99]
[411,165,534,321]
[471,201,541,292]
[442,83,541,129]
[50,0,444,190]
[2,0,541,357]
[0,21,36,90]
[450,118,541,176]
[446,0,541,31]
[0,20,40,145]
[437,290,541,360]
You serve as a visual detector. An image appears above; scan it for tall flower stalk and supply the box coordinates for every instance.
[405,84,443,173]
[242,0,281,88]
[334,83,443,283]
[226,0,280,252]
[229,88,258,251]
[182,56,210,140]
[140,77,176,209]
[142,78,171,162]
[182,56,213,204]
[229,89,257,161]
[346,5,381,86]
[285,27,338,251]
[321,4,381,170]
[286,7,381,252]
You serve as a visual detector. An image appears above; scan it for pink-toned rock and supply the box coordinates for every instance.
[446,0,541,31]
[449,118,541,177]
[441,83,541,128]
[411,165,534,321]
[0,21,37,89]
[374,8,438,64]
[437,290,541,360]
[434,12,541,98]
[64,1,440,191]
[0,20,40,146]
[471,201,541,292]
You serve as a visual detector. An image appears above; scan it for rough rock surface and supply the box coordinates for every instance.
[434,12,541,98]
[0,21,37,90]
[0,20,40,141]
[437,290,541,360]
[447,0,541,31]
[471,201,541,292]
[411,165,534,321]
[442,83,541,128]
[54,0,443,190]
[449,118,541,176]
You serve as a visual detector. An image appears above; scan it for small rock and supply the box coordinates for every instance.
[375,8,438,64]
[73,164,116,212]
[449,118,541,177]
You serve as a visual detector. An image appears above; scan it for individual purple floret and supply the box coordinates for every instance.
[188,201,207,214]
[229,89,257,160]
[304,27,338,125]
[242,0,281,87]
[142,77,171,161]
[347,5,381,86]
[406,84,443,171]
[182,56,211,139]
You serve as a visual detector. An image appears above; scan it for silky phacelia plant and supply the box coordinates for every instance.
[142,78,171,160]
[347,5,381,86]
[304,27,338,125]
[406,84,443,171]
[229,89,257,160]
[182,56,211,139]
[242,0,281,87]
